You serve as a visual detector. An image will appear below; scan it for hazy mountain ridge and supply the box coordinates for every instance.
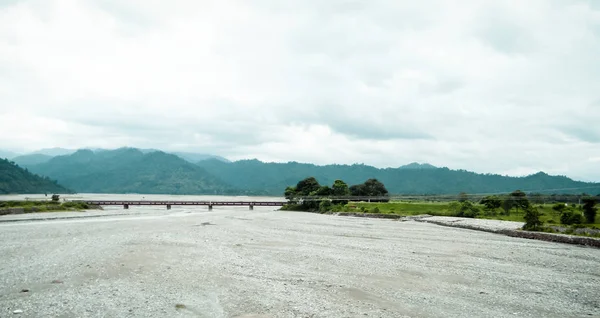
[27,148,235,194]
[7,147,600,196]
[0,158,71,194]
[7,147,228,166]
[197,159,600,195]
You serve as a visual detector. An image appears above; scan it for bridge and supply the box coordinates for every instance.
[80,200,285,210]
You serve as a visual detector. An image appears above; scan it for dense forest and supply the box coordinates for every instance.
[5,147,599,195]
[26,148,237,195]
[197,159,600,195]
[0,159,71,194]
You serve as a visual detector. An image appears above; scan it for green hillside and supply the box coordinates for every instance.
[27,148,234,194]
[0,158,71,194]
[196,159,600,196]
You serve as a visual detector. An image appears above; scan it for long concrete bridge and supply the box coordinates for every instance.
[80,200,286,210]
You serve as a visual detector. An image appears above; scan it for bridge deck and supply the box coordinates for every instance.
[81,201,285,206]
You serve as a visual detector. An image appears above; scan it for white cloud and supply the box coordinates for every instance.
[1,0,599,180]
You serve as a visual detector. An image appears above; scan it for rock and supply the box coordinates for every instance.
[51,279,63,284]
[20,289,29,293]
[13,309,23,314]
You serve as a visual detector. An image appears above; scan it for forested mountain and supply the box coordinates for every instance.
[197,159,600,195]
[27,148,234,194]
[0,159,71,194]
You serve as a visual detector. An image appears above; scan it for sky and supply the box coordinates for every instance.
[0,0,599,181]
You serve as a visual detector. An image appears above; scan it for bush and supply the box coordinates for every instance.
[582,198,597,224]
[319,200,332,213]
[523,206,543,230]
[552,203,567,214]
[371,207,380,214]
[455,201,480,218]
[560,210,583,225]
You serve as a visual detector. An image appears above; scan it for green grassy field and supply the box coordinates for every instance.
[346,201,600,229]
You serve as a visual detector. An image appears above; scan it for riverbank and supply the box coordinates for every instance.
[0,200,101,216]
[319,211,600,248]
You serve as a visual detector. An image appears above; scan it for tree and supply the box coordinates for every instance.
[349,184,366,196]
[523,206,543,230]
[480,196,501,212]
[331,179,350,204]
[295,177,320,196]
[582,197,598,224]
[458,192,469,202]
[363,179,389,196]
[552,203,566,214]
[501,198,513,215]
[456,201,480,218]
[560,208,583,225]
[284,186,297,201]
[331,180,350,197]
[510,190,529,213]
[314,186,332,196]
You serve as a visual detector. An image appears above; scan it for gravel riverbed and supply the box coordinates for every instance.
[1,207,599,318]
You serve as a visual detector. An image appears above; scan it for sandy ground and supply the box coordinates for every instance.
[0,207,599,318]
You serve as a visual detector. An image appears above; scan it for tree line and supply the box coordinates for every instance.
[283,177,389,212]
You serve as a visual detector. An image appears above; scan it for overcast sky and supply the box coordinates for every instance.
[1,0,599,180]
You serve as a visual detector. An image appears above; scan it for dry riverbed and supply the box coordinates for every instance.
[0,207,599,318]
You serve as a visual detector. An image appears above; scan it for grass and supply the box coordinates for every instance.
[344,201,600,229]
[0,200,97,214]
[348,201,459,217]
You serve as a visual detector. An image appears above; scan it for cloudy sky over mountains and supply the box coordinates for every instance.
[1,0,599,180]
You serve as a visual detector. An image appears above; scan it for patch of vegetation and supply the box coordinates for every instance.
[0,199,98,214]
[0,158,71,194]
[284,177,389,212]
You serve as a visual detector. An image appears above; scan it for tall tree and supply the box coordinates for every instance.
[331,180,350,197]
[582,197,598,223]
[295,177,321,196]
[510,190,530,213]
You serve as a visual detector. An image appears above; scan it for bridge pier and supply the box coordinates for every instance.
[208,205,213,211]
[166,204,171,210]
[249,205,254,210]
[124,204,129,209]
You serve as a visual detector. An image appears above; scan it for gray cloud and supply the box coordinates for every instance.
[1,0,600,181]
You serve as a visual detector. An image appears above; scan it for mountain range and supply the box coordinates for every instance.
[0,158,71,194]
[25,148,234,195]
[6,148,229,167]
[6,147,598,196]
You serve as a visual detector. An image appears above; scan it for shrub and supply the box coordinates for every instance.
[51,194,60,202]
[372,207,380,214]
[456,201,480,218]
[523,206,543,230]
[552,203,566,213]
[319,200,332,213]
[560,209,583,225]
[582,198,597,224]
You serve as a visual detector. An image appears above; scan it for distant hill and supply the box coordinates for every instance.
[0,158,71,194]
[30,147,76,157]
[171,151,230,163]
[0,150,18,160]
[398,162,437,170]
[196,159,600,196]
[12,154,53,166]
[27,148,234,194]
